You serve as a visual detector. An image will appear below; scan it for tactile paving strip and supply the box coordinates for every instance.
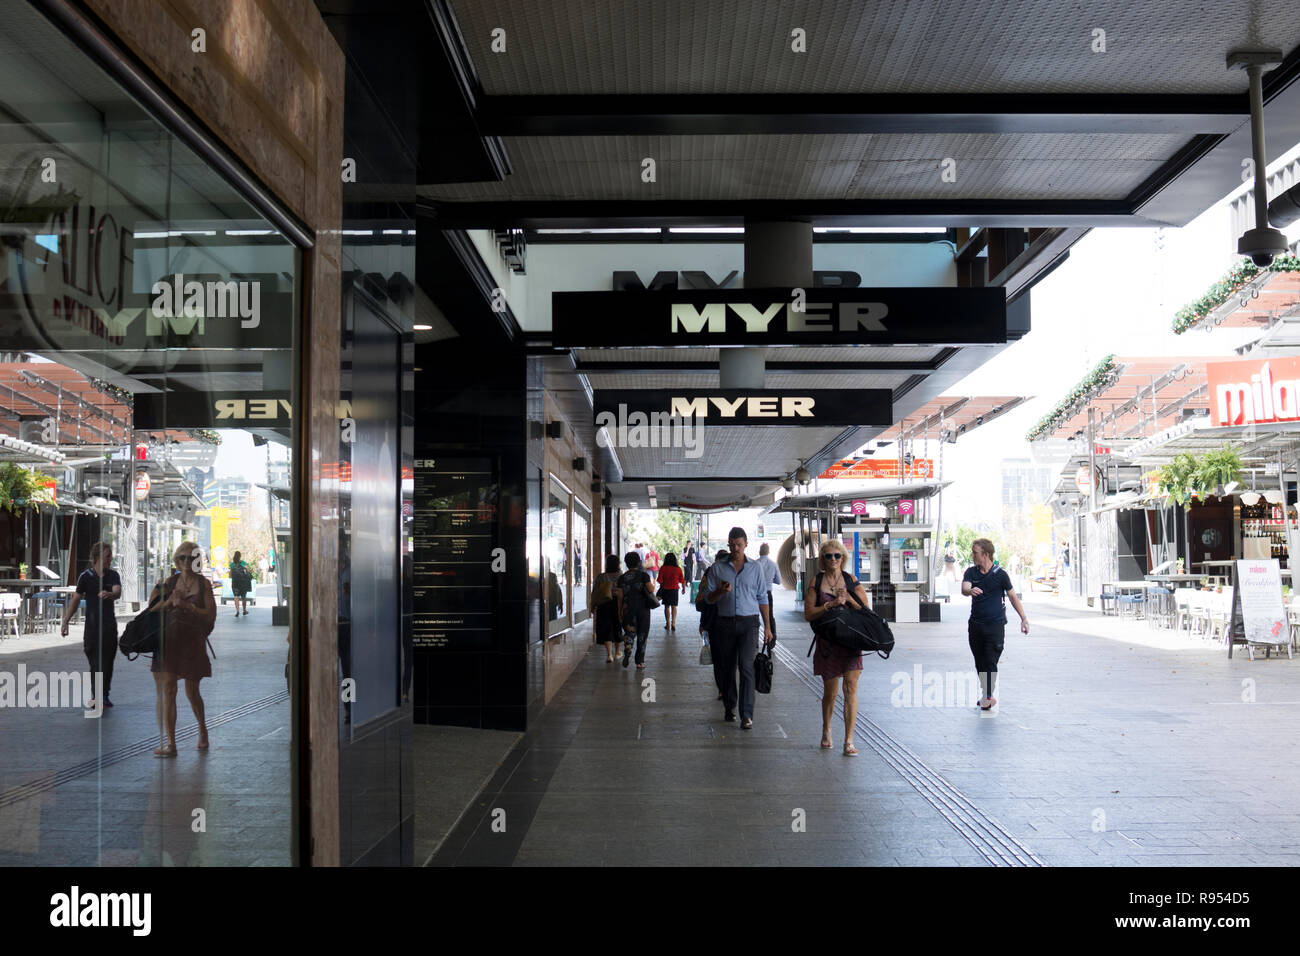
[0,691,289,809]
[773,641,1043,866]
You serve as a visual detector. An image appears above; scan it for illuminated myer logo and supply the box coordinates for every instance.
[670,301,888,334]
[667,395,815,418]
[150,273,261,329]
[1213,361,1300,426]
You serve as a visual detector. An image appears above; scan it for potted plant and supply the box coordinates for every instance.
[1194,445,1243,499]
[1156,453,1199,506]
[18,563,28,580]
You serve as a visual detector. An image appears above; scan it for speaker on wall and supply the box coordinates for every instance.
[545,421,563,439]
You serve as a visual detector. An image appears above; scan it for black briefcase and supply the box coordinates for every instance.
[754,640,774,694]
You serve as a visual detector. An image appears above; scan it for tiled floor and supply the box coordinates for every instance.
[0,606,292,866]
[431,590,1300,866]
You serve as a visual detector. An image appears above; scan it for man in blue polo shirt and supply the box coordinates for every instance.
[704,527,773,729]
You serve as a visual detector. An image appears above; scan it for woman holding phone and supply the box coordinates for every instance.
[803,539,872,756]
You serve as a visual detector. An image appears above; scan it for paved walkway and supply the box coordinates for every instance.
[0,603,291,866]
[432,590,1300,866]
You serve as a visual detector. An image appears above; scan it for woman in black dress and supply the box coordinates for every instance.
[592,554,622,662]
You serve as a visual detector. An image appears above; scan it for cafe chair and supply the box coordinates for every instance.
[1187,590,1211,638]
[1099,583,1118,616]
[1117,591,1145,621]
[1173,588,1195,632]
[1146,585,1174,629]
[0,592,20,639]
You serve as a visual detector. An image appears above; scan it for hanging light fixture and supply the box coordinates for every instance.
[795,463,810,484]
[1239,491,1262,506]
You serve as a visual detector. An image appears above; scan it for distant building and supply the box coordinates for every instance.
[1001,458,1054,523]
[204,477,253,511]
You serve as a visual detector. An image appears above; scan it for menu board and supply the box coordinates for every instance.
[413,457,497,649]
[1233,559,1288,646]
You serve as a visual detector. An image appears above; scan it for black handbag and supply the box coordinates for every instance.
[808,606,895,659]
[754,639,774,693]
[119,595,164,660]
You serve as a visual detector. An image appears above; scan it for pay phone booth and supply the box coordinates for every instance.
[840,522,935,623]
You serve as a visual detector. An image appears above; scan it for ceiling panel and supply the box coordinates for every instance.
[421,132,1187,202]
[449,0,1299,96]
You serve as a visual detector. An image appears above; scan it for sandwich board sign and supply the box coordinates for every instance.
[1229,560,1292,659]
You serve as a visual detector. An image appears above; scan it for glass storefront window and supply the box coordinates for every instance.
[571,500,589,622]
[545,476,569,634]
[0,4,299,866]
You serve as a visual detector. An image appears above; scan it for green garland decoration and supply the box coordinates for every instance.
[1172,254,1300,334]
[90,378,134,409]
[187,429,222,445]
[1026,354,1120,442]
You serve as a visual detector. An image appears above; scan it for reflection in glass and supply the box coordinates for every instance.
[571,501,589,621]
[0,6,296,866]
[545,476,569,634]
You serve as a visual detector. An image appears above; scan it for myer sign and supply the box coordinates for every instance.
[553,287,1006,347]
[593,389,892,427]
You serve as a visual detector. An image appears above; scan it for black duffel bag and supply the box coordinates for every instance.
[119,597,164,661]
[754,639,774,694]
[808,605,895,660]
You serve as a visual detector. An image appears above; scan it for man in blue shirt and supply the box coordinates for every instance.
[704,527,773,728]
[756,542,782,640]
[962,538,1029,711]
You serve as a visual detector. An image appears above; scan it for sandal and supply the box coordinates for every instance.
[153,745,177,758]
[980,697,997,711]
[843,743,858,756]
[197,736,210,751]
[820,737,833,750]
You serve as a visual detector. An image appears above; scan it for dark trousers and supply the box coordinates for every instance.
[711,615,759,719]
[83,626,118,701]
[967,619,1005,698]
[624,608,651,664]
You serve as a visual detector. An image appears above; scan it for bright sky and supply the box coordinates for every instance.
[933,144,1300,530]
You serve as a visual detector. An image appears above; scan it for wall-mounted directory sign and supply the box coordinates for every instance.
[553,286,1006,347]
[412,456,497,649]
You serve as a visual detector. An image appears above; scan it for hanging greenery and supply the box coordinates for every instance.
[90,378,135,409]
[0,462,54,513]
[1172,254,1300,334]
[1026,354,1121,442]
[188,429,222,445]
[1154,452,1199,506]
[1153,446,1243,505]
[1192,444,1242,499]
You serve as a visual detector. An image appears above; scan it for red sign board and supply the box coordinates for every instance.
[819,458,935,480]
[1207,356,1300,426]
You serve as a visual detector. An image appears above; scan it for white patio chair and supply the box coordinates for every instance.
[0,592,20,639]
[1173,588,1194,631]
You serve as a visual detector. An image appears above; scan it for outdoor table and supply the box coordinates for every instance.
[1145,573,1207,589]
[0,579,62,633]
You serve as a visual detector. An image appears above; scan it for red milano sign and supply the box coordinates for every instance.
[1207,357,1300,426]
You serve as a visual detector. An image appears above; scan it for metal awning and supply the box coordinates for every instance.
[1129,419,1300,466]
[765,481,952,515]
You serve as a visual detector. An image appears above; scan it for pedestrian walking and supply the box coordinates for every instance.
[149,542,217,756]
[616,551,656,669]
[699,549,728,699]
[228,550,252,616]
[962,538,1029,711]
[756,542,781,641]
[592,554,622,662]
[683,543,695,584]
[60,541,121,710]
[657,552,683,630]
[803,539,872,755]
[645,546,660,583]
[702,527,773,729]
